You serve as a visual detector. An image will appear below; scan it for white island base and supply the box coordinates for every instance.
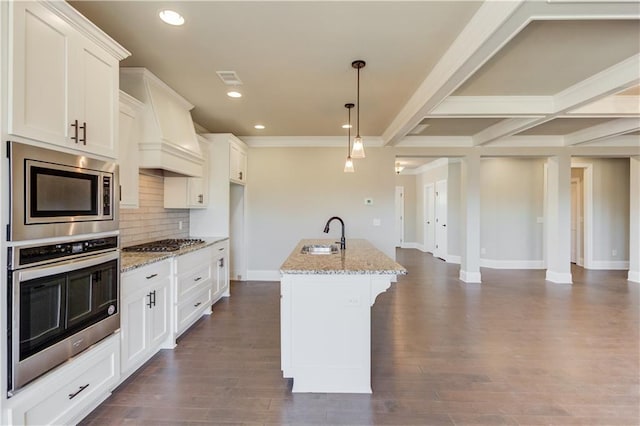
[280,273,393,393]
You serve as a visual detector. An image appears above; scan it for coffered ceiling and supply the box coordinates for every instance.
[70,1,640,149]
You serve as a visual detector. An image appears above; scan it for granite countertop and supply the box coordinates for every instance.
[120,236,228,273]
[280,239,407,275]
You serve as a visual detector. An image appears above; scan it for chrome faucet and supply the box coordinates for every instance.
[324,216,345,250]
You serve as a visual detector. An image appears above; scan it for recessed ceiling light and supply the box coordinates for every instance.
[159,10,184,26]
[342,124,352,129]
[227,90,242,98]
[254,124,265,130]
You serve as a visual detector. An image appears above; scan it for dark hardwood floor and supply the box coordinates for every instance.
[81,249,639,425]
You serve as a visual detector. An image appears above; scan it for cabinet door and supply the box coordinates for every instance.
[73,37,118,158]
[229,143,246,184]
[120,287,149,374]
[9,1,72,146]
[149,279,171,349]
[119,104,139,208]
[188,178,206,207]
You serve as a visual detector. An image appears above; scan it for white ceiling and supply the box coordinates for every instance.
[70,1,640,149]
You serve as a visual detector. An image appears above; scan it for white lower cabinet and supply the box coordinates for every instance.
[120,260,173,379]
[6,334,119,426]
[212,240,230,301]
[174,247,214,337]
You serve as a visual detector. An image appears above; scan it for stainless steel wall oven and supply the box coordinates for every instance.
[7,236,120,395]
[7,141,118,241]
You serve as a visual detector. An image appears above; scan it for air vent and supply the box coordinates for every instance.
[216,71,242,86]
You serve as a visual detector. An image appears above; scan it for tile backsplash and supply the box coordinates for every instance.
[120,173,189,247]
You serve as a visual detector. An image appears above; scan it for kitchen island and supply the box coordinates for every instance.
[280,239,406,393]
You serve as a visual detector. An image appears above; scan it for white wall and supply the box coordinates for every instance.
[394,174,416,244]
[447,161,462,258]
[246,147,396,279]
[480,158,545,265]
[574,157,630,264]
[415,159,449,246]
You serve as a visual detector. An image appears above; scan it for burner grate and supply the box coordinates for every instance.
[123,238,205,252]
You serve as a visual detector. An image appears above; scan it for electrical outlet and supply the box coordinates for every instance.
[612,249,617,257]
[178,221,183,230]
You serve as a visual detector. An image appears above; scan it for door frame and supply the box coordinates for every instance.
[571,163,593,269]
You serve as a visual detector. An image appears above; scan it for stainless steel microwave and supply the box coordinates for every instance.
[8,141,119,241]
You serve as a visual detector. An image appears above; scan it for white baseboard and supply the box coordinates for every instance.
[446,255,461,264]
[480,259,545,270]
[459,270,481,283]
[628,270,640,283]
[545,270,573,284]
[246,270,281,282]
[589,260,630,270]
[400,242,426,252]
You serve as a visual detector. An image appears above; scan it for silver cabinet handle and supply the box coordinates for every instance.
[68,384,89,400]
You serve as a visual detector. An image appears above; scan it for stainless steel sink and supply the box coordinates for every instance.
[301,244,339,255]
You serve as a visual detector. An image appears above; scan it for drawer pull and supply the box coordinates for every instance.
[194,277,202,282]
[218,247,224,251]
[145,273,158,280]
[194,302,202,308]
[68,384,89,400]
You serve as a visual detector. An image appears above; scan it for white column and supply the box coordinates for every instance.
[629,156,640,283]
[545,153,573,284]
[459,151,481,283]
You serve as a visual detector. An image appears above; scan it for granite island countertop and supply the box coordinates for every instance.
[280,239,407,275]
[121,236,229,273]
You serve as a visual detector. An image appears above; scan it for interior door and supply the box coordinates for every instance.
[424,184,435,253]
[395,186,404,247]
[434,180,447,260]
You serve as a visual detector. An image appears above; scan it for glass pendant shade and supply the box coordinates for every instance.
[344,156,354,173]
[351,136,365,159]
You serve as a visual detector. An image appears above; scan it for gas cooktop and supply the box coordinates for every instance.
[122,238,205,252]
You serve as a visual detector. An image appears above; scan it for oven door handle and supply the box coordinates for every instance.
[17,251,120,282]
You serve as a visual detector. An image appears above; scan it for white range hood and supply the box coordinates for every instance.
[120,68,203,177]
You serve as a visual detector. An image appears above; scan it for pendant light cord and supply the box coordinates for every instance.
[348,106,352,154]
[356,67,360,139]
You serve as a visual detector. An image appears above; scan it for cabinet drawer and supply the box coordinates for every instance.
[176,287,212,336]
[8,335,119,426]
[177,246,213,272]
[122,261,171,296]
[177,263,211,300]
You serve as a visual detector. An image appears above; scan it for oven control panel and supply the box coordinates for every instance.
[12,236,119,268]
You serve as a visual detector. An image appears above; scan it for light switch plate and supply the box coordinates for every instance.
[373,218,381,226]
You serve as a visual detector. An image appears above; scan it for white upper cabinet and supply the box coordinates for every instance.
[229,137,248,184]
[8,1,129,158]
[164,137,209,209]
[119,91,143,209]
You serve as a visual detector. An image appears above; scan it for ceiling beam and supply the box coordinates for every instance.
[430,96,554,116]
[564,118,640,146]
[381,0,527,146]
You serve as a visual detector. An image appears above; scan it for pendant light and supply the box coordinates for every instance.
[344,103,355,173]
[351,60,366,159]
